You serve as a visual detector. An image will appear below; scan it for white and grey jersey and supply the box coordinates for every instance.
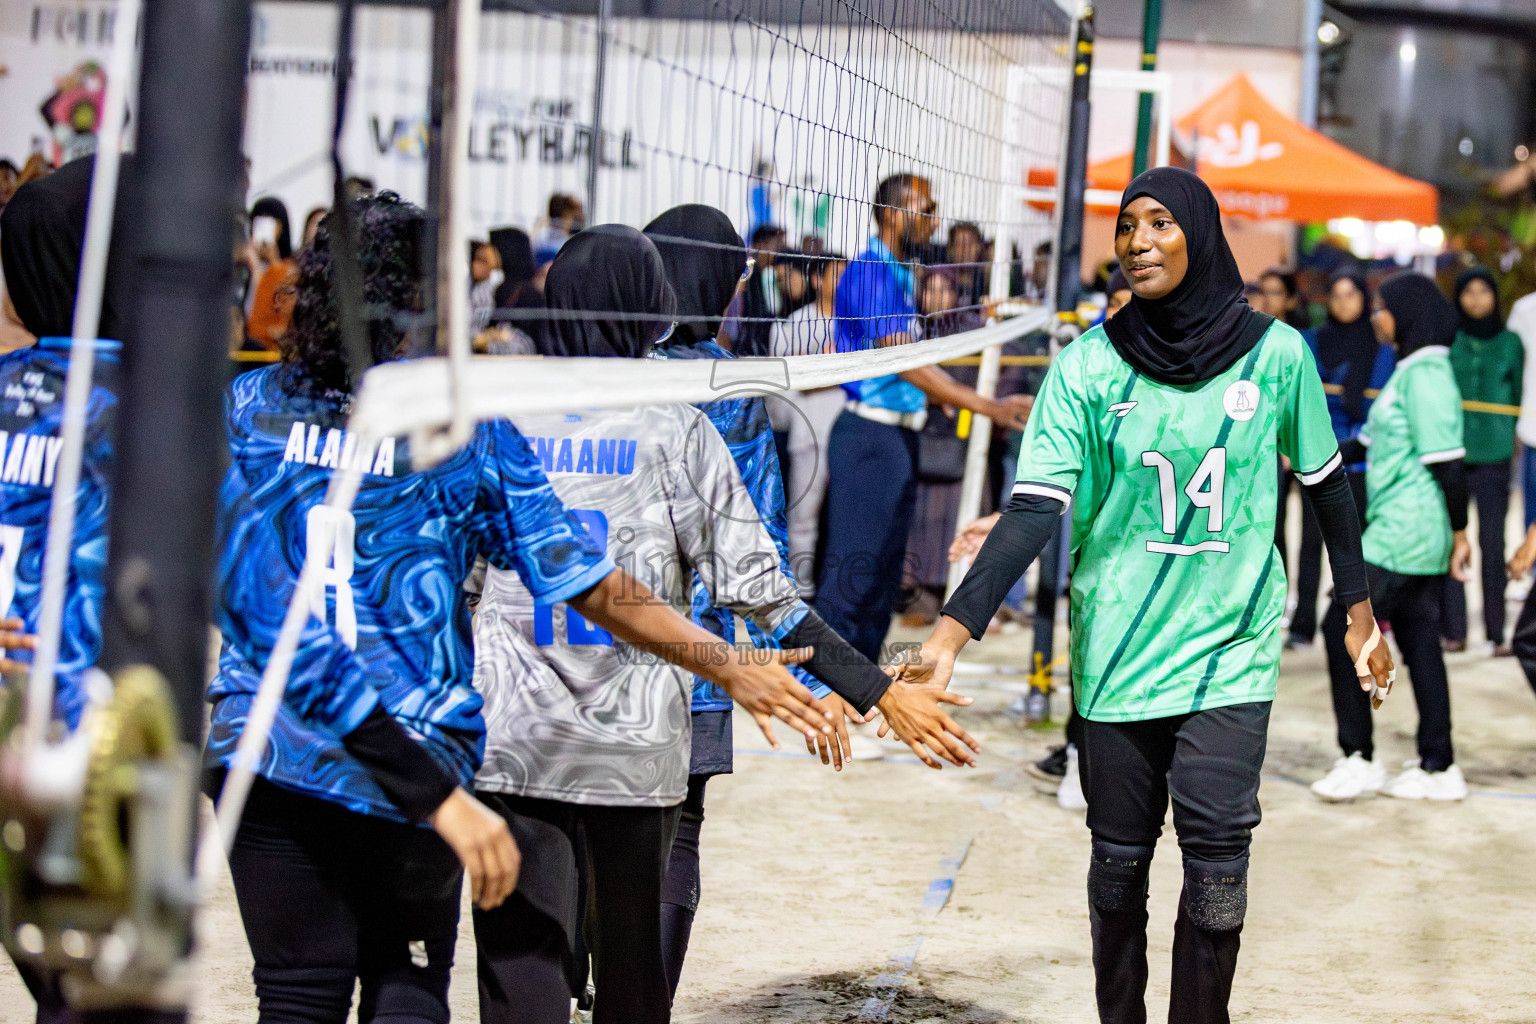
[473,403,807,806]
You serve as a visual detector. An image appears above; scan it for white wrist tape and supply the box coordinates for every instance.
[1347,616,1395,702]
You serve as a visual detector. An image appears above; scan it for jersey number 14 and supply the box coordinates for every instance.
[1140,448,1230,556]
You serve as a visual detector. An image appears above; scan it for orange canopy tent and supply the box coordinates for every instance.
[1030,73,1438,224]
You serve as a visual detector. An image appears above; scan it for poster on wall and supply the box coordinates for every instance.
[0,1,125,172]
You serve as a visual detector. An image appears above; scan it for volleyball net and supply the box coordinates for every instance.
[243,0,1077,416]
[218,0,1080,860]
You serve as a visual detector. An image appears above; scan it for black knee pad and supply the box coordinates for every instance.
[1087,840,1154,914]
[1182,856,1248,932]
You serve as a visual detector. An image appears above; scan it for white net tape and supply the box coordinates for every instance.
[351,308,1050,440]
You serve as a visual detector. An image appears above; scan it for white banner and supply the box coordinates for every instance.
[2,1,1060,250]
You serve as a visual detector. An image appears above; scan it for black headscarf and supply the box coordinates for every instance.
[643,204,747,347]
[251,195,293,260]
[540,224,675,359]
[1314,268,1378,420]
[1378,272,1457,359]
[0,154,133,340]
[489,226,535,307]
[1454,265,1503,340]
[1103,167,1272,385]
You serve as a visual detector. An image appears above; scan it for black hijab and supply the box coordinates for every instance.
[0,154,132,340]
[643,204,747,347]
[1378,272,1457,359]
[540,224,675,359]
[251,195,293,260]
[1314,268,1378,420]
[489,226,535,307]
[1454,265,1503,340]
[1103,167,1272,385]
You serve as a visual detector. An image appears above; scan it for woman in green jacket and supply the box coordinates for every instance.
[1445,265,1523,654]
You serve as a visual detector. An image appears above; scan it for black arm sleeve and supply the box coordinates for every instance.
[939,493,1064,641]
[1298,464,1370,608]
[1426,459,1470,532]
[341,705,460,823]
[780,611,890,715]
[1337,438,1368,465]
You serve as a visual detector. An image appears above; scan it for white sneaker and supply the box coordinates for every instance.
[1057,744,1088,810]
[1310,752,1387,802]
[1383,762,1467,801]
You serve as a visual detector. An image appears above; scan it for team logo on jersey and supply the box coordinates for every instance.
[1222,380,1260,422]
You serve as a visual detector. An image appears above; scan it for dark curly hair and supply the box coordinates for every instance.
[280,190,427,396]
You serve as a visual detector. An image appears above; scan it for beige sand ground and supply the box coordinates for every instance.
[4,578,1536,1022]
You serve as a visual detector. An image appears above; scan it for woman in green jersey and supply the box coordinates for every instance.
[892,167,1394,1024]
[1315,272,1472,803]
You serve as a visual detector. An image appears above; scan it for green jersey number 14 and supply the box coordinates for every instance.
[1140,447,1228,555]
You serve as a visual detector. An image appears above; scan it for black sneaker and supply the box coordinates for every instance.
[1024,745,1068,783]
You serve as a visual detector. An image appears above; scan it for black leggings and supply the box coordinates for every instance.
[1079,703,1271,1024]
[472,792,679,1024]
[227,779,461,1024]
[1509,588,1536,698]
[1322,564,1454,771]
[659,775,709,997]
[1442,460,1511,644]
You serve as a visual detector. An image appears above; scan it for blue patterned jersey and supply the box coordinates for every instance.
[0,338,118,732]
[653,340,815,710]
[206,364,615,820]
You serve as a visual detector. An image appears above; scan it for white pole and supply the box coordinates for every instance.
[1155,76,1172,168]
[26,0,142,753]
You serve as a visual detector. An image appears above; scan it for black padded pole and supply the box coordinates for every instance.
[100,0,251,746]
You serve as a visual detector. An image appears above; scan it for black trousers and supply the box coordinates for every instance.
[227,779,461,1024]
[814,412,920,662]
[1079,703,1270,1024]
[1322,564,1455,771]
[1509,589,1536,698]
[472,792,679,1024]
[659,775,710,997]
[1442,460,1511,644]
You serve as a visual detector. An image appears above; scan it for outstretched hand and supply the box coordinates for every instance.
[805,692,865,770]
[717,646,832,750]
[873,681,979,769]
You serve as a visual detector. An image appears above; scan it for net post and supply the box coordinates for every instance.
[102,0,249,751]
[1132,0,1163,177]
[96,0,250,998]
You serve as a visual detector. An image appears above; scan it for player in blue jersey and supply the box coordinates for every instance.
[0,156,137,1024]
[209,193,832,1024]
[0,159,128,735]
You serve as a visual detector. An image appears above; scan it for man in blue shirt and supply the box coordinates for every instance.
[816,174,1033,660]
